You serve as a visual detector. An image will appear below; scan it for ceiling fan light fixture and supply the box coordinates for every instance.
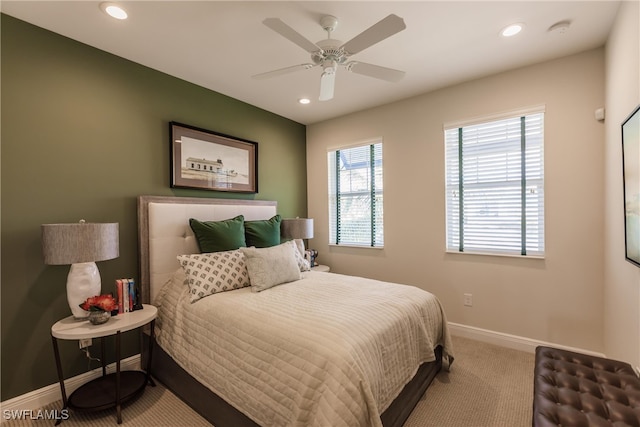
[256,14,407,101]
[322,60,338,74]
[501,23,524,37]
[100,2,128,20]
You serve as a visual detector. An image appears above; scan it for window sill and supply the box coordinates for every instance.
[329,244,384,250]
[445,250,544,260]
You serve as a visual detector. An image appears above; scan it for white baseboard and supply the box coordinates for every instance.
[448,322,606,358]
[0,354,141,417]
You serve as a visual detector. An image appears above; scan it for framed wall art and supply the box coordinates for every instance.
[170,122,258,193]
[622,105,640,267]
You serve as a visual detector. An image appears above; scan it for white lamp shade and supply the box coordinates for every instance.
[41,221,119,319]
[281,218,314,240]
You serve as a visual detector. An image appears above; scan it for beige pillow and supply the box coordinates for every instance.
[177,250,250,303]
[241,240,301,292]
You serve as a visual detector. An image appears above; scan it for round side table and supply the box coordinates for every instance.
[51,304,157,425]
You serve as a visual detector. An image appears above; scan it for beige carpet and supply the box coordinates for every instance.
[4,336,534,426]
[405,336,534,427]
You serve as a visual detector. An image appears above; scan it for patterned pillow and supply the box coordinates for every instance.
[292,239,310,272]
[177,250,250,303]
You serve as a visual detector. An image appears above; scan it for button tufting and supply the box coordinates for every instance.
[534,346,640,427]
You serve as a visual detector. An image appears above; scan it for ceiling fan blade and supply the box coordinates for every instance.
[340,14,406,55]
[252,63,316,80]
[319,71,335,101]
[263,18,322,54]
[346,61,405,82]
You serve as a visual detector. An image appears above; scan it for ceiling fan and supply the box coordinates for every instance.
[252,14,407,101]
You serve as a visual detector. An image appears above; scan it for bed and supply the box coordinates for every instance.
[137,195,453,427]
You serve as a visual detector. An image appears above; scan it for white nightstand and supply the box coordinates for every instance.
[311,265,330,272]
[51,304,157,425]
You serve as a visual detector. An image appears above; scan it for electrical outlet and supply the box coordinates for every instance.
[463,293,473,307]
[79,338,92,349]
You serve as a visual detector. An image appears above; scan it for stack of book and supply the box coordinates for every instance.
[115,278,138,313]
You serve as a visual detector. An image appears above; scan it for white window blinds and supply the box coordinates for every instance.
[445,111,544,256]
[328,142,383,247]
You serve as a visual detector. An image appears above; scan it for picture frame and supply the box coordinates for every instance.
[170,122,258,193]
[622,105,640,267]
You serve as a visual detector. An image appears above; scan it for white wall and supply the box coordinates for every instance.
[604,0,640,364]
[307,49,606,353]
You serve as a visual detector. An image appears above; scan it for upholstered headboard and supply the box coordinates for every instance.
[137,195,277,304]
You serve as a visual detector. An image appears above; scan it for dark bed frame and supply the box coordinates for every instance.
[142,338,442,427]
[137,195,443,427]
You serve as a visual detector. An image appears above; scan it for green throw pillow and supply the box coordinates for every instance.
[189,216,246,253]
[244,215,282,248]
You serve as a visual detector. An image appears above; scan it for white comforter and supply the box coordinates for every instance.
[154,270,453,427]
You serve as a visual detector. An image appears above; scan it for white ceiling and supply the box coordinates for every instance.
[1,1,621,125]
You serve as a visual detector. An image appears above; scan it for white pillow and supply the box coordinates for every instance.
[240,240,301,292]
[293,239,311,272]
[177,250,250,303]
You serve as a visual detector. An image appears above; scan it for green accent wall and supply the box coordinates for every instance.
[1,14,307,401]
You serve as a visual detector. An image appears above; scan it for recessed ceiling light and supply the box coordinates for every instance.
[100,2,128,20]
[501,23,524,37]
[298,98,311,105]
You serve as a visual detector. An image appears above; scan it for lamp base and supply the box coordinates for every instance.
[67,262,101,319]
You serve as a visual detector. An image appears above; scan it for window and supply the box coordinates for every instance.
[328,141,383,247]
[445,109,544,256]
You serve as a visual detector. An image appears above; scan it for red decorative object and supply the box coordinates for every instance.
[79,294,117,312]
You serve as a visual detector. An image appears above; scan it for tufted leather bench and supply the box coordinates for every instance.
[533,346,640,426]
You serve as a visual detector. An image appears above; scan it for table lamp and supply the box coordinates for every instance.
[281,218,314,241]
[42,220,119,319]
[281,218,316,266]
